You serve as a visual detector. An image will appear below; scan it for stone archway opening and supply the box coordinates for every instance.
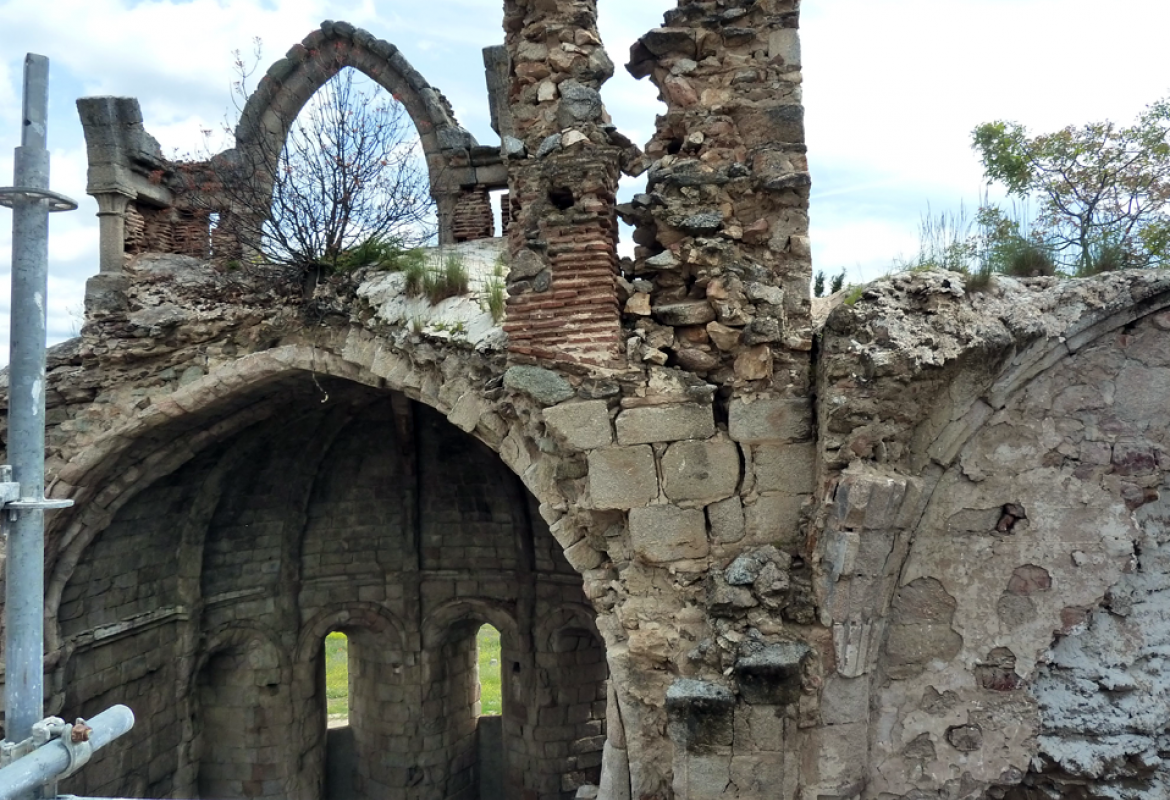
[52,368,609,800]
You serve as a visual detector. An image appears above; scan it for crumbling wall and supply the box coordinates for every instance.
[814,270,1170,798]
[622,0,811,392]
[75,21,504,289]
[16,2,1170,799]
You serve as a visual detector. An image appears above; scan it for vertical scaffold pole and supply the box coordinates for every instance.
[1,55,76,753]
[5,53,52,747]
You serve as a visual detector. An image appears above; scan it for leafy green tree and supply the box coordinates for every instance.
[972,98,1170,274]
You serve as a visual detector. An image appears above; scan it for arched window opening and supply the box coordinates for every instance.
[264,67,436,271]
[477,623,502,717]
[323,631,357,800]
[324,631,350,727]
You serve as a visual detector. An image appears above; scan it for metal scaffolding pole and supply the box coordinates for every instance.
[0,52,77,771]
[5,52,52,748]
[0,53,136,800]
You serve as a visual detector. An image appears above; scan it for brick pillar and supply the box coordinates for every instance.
[452,187,495,242]
[501,0,624,367]
[503,153,622,364]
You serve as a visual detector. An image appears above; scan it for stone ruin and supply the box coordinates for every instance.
[5,1,1170,798]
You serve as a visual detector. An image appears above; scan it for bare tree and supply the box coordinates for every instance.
[180,54,436,285]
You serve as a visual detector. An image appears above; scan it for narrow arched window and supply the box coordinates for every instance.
[325,631,349,726]
[476,624,502,716]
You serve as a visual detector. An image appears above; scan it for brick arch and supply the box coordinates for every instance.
[232,21,476,220]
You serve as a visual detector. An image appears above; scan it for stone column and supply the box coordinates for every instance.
[85,192,133,318]
[625,0,813,394]
[94,192,131,274]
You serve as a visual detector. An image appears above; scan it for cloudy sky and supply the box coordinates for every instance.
[0,0,1168,353]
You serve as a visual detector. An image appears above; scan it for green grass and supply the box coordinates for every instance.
[478,624,502,716]
[324,627,502,720]
[325,632,349,720]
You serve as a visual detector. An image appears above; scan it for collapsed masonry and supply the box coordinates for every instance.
[4,1,1170,799]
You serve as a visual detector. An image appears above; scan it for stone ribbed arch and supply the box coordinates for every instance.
[916,276,1170,472]
[533,603,601,652]
[232,20,480,242]
[421,597,521,651]
[193,624,292,684]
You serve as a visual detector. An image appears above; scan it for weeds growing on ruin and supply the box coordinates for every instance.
[401,251,470,304]
[484,259,507,322]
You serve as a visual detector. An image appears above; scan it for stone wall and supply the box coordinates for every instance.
[13,248,1170,800]
[6,2,1170,799]
[813,270,1170,797]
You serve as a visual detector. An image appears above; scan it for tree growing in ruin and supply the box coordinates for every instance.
[972,98,1170,274]
[185,53,436,284]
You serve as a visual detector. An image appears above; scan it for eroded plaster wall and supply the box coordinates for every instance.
[815,272,1170,798]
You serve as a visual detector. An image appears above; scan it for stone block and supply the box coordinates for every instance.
[545,400,613,451]
[667,679,735,750]
[730,752,787,792]
[588,447,658,509]
[735,642,811,705]
[743,494,804,547]
[629,505,708,563]
[752,442,815,494]
[707,496,746,544]
[564,539,604,572]
[834,473,908,530]
[616,404,715,445]
[653,300,717,326]
[768,29,801,66]
[728,398,812,444]
[815,722,868,791]
[734,705,786,751]
[673,753,734,800]
[662,439,740,502]
[820,675,870,725]
[504,365,574,406]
